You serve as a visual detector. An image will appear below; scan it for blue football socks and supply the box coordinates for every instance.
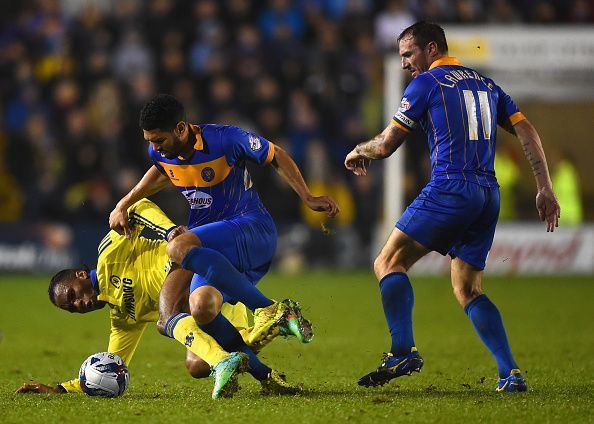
[181,246,273,311]
[200,312,271,380]
[379,272,416,357]
[465,294,519,378]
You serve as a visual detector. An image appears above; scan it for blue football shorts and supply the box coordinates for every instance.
[188,210,277,295]
[396,179,500,270]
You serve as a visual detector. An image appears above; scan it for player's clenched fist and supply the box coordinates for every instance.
[109,205,131,237]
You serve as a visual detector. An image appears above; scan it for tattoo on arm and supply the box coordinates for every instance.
[355,133,388,160]
[521,141,542,177]
[356,125,405,160]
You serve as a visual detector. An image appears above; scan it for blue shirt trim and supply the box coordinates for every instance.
[90,269,99,295]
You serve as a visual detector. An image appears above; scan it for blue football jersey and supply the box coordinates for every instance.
[392,57,526,187]
[149,124,274,228]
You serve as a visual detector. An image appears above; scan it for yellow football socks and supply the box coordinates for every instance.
[169,314,229,366]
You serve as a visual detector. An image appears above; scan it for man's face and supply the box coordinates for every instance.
[399,36,432,78]
[143,123,186,159]
[54,271,102,314]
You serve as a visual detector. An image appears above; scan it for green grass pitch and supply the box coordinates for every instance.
[1,272,593,423]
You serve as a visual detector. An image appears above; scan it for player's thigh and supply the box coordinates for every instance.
[396,180,481,256]
[448,186,499,270]
[190,213,277,272]
[189,220,243,269]
[374,228,430,278]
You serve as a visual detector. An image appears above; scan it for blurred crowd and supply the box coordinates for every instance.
[0,0,590,263]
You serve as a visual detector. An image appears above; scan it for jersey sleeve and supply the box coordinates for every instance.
[222,126,275,166]
[127,199,177,240]
[59,378,83,393]
[107,318,148,367]
[495,83,526,128]
[392,75,432,133]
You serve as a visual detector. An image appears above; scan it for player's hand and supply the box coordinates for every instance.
[16,382,62,394]
[536,187,560,232]
[344,150,371,176]
[167,225,188,242]
[305,195,340,218]
[109,205,132,237]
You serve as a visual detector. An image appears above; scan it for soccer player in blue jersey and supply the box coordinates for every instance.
[345,22,560,392]
[109,94,339,386]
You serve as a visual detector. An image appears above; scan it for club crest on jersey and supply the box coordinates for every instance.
[398,97,411,112]
[248,134,262,151]
[181,189,213,210]
[201,167,215,182]
[110,275,121,289]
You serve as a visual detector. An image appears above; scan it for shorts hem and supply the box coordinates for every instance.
[395,222,447,256]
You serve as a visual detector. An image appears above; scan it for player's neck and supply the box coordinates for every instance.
[428,53,447,69]
[178,132,196,160]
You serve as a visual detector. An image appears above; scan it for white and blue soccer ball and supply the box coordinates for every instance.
[79,352,130,397]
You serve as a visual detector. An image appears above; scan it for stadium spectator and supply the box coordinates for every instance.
[0,0,591,267]
[374,0,415,51]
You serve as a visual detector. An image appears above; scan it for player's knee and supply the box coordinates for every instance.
[165,237,185,264]
[166,233,200,265]
[189,293,218,325]
[453,286,482,306]
[185,357,210,379]
[373,255,407,280]
[156,317,167,336]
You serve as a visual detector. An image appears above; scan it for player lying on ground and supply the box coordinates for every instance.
[108,94,338,385]
[16,200,307,399]
[345,22,560,393]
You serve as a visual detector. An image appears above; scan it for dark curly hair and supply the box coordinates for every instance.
[139,94,185,131]
[397,21,448,54]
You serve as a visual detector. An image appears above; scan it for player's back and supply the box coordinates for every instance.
[394,58,524,188]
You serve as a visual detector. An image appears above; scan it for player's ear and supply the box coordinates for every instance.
[426,41,438,57]
[75,269,89,279]
[176,121,186,136]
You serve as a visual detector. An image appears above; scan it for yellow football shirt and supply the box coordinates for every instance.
[60,199,248,393]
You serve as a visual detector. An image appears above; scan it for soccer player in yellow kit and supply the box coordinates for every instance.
[16,199,296,399]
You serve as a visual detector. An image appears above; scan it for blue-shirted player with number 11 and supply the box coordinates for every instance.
[345,22,560,392]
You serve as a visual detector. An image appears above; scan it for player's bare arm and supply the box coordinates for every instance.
[345,121,407,175]
[16,382,63,394]
[271,144,340,217]
[513,119,560,232]
[109,166,171,236]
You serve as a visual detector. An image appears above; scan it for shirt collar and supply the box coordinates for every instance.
[177,124,204,161]
[189,124,204,151]
[90,269,100,295]
[429,57,462,70]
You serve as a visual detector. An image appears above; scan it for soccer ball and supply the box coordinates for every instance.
[79,352,130,397]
